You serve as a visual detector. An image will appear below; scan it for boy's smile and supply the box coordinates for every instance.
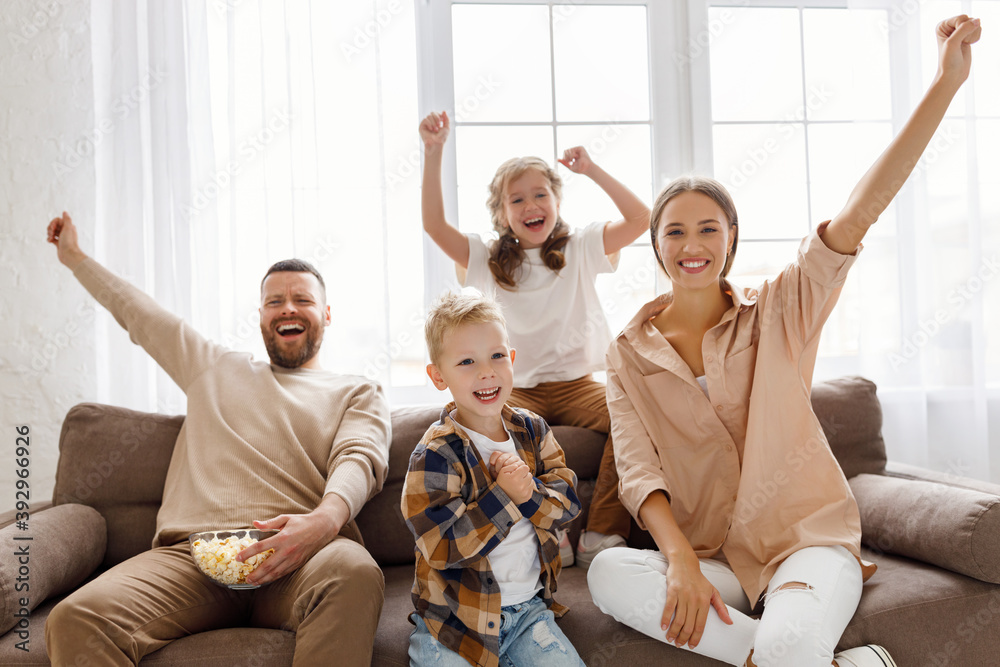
[427,320,515,441]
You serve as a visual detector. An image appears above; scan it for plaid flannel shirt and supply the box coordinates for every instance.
[401,403,581,667]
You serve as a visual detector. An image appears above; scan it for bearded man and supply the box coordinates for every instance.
[44,213,390,666]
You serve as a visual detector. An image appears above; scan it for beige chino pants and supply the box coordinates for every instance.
[45,535,384,666]
[509,375,632,539]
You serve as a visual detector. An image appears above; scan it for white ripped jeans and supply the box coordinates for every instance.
[587,545,863,666]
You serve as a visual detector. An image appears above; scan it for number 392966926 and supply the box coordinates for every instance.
[15,426,30,525]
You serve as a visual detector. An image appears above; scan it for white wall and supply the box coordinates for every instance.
[1,1,96,513]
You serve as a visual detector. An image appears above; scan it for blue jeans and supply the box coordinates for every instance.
[408,595,585,667]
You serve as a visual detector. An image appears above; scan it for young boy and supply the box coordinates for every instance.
[401,292,584,667]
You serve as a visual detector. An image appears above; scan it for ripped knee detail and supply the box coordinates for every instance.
[776,581,813,592]
[532,620,569,654]
[764,581,817,605]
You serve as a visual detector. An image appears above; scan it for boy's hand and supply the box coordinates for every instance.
[46,211,87,270]
[489,451,534,504]
[936,15,981,85]
[558,146,593,176]
[419,111,450,152]
[489,451,518,472]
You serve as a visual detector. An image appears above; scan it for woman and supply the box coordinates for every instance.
[588,15,981,667]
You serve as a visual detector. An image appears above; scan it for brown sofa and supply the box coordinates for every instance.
[4,376,1000,665]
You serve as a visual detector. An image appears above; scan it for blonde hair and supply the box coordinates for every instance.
[425,291,508,365]
[650,176,740,280]
[485,157,571,289]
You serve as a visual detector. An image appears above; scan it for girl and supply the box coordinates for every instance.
[588,15,980,667]
[419,111,650,567]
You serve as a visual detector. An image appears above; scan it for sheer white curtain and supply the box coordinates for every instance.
[90,0,212,415]
[89,0,424,414]
[701,0,999,481]
[837,1,1000,483]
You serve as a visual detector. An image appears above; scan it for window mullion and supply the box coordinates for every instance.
[649,0,701,188]
[415,0,462,309]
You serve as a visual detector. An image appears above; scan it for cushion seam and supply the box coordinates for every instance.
[969,498,999,580]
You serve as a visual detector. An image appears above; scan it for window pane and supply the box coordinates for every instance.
[709,8,802,122]
[553,5,650,121]
[556,124,652,228]
[727,240,798,289]
[713,123,809,239]
[803,9,891,122]
[807,122,895,233]
[455,125,555,238]
[451,4,552,122]
[595,246,659,336]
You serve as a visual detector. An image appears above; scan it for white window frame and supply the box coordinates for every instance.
[414,0,702,302]
[412,0,985,384]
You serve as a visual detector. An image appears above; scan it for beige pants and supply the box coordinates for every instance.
[509,375,631,538]
[45,536,384,666]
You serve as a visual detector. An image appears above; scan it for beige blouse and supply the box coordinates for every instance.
[606,223,875,603]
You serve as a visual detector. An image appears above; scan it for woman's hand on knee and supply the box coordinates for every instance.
[662,559,733,649]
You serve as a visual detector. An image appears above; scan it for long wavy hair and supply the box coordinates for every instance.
[485,157,571,289]
[649,176,739,281]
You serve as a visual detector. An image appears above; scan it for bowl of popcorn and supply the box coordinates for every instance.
[188,529,278,589]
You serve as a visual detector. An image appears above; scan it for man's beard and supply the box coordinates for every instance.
[261,323,323,368]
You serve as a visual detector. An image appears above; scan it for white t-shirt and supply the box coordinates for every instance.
[463,221,619,388]
[455,414,543,607]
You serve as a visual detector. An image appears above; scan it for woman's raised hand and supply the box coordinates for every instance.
[419,111,450,150]
[936,15,982,86]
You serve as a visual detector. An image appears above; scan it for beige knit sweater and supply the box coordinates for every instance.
[75,258,391,547]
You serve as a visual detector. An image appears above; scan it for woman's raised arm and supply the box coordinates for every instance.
[823,15,981,255]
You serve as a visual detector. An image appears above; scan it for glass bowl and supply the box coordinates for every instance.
[188,529,279,590]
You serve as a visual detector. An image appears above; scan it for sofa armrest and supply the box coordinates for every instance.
[885,461,1000,495]
[850,472,1000,584]
[0,504,107,634]
[0,501,54,529]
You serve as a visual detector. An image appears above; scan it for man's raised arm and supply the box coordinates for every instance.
[46,212,223,392]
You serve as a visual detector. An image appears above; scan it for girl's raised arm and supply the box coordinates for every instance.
[823,15,981,255]
[559,146,651,256]
[420,111,471,268]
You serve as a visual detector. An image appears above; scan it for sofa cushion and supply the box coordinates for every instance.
[355,406,438,566]
[355,405,610,566]
[840,547,1000,666]
[53,403,184,568]
[377,548,1000,667]
[851,473,1000,583]
[810,376,886,478]
[0,504,106,634]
